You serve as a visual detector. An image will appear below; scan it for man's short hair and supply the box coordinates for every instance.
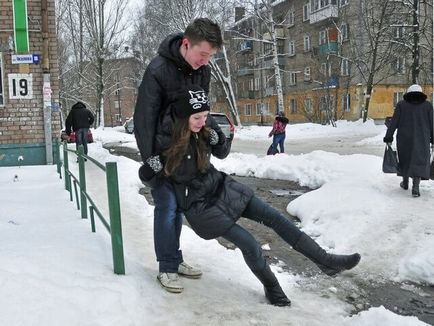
[184,18,223,49]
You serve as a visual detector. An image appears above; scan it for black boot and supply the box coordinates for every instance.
[400,176,409,190]
[412,177,420,197]
[252,265,291,307]
[294,233,361,277]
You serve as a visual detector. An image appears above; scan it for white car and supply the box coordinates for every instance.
[210,112,235,139]
[124,118,134,134]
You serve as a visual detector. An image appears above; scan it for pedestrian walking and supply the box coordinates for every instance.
[65,101,94,156]
[268,111,288,154]
[384,84,434,197]
[134,18,223,293]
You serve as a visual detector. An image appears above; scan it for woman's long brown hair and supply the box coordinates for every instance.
[164,117,210,176]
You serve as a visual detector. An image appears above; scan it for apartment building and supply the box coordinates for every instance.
[214,0,433,125]
[0,0,61,166]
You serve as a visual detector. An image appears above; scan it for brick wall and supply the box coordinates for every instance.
[0,0,60,165]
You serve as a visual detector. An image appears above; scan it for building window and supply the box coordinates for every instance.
[289,98,297,113]
[392,26,404,39]
[304,35,311,51]
[288,10,295,26]
[288,40,295,56]
[321,62,331,76]
[393,92,404,106]
[245,103,252,116]
[304,67,311,81]
[340,0,349,6]
[303,3,310,21]
[319,96,334,111]
[249,79,254,91]
[393,57,405,74]
[264,42,273,55]
[256,102,269,116]
[0,53,4,106]
[311,0,337,12]
[341,94,351,112]
[289,72,297,85]
[277,39,285,55]
[319,30,327,45]
[340,23,348,41]
[341,58,350,76]
[304,98,313,113]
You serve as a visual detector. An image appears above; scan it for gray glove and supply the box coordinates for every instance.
[209,129,219,146]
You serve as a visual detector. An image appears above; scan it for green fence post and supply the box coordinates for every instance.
[78,145,88,219]
[63,141,71,192]
[106,162,125,275]
[54,139,62,178]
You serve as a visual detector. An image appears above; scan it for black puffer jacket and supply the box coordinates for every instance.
[65,102,94,134]
[134,33,211,163]
[385,92,434,179]
[169,133,254,240]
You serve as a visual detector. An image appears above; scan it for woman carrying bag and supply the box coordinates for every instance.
[384,84,434,197]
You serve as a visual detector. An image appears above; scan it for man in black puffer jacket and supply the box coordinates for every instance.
[133,18,223,293]
[65,101,94,155]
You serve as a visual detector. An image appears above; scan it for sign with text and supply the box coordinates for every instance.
[11,54,40,64]
[8,73,33,99]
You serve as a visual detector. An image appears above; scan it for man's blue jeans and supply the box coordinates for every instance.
[271,133,286,154]
[151,179,183,273]
[75,128,89,155]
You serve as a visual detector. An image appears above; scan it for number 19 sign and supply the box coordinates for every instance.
[8,74,33,99]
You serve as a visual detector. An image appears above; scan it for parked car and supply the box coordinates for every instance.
[60,130,94,143]
[124,117,134,134]
[210,112,235,139]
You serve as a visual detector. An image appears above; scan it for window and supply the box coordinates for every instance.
[303,3,310,21]
[341,58,350,76]
[319,30,327,45]
[264,42,273,54]
[0,53,4,106]
[304,35,311,51]
[321,62,331,76]
[320,95,334,111]
[245,103,252,116]
[288,40,295,56]
[340,0,349,6]
[392,26,404,39]
[393,92,404,106]
[341,94,351,112]
[311,0,337,12]
[289,98,297,113]
[277,39,285,55]
[115,113,121,122]
[288,11,295,26]
[255,77,260,90]
[304,98,313,113]
[340,23,348,41]
[256,102,269,115]
[289,72,297,85]
[304,67,311,81]
[393,57,405,74]
[249,79,254,91]
[114,100,120,109]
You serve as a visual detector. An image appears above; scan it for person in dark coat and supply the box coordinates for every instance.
[133,18,223,293]
[140,86,361,307]
[384,84,434,197]
[268,111,289,154]
[65,101,94,155]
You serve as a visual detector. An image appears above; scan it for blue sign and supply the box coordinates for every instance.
[32,54,41,64]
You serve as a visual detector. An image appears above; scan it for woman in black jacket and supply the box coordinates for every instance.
[140,86,361,306]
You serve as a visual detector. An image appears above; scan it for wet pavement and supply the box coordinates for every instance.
[106,142,434,325]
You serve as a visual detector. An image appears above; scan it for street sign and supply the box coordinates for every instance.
[8,73,33,99]
[11,54,41,64]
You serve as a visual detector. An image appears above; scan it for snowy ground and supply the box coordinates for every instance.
[1,119,432,325]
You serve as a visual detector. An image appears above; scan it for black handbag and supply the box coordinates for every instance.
[267,144,279,155]
[382,144,399,174]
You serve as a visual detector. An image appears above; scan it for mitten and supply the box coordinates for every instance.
[139,155,163,182]
[383,136,393,143]
[209,129,220,145]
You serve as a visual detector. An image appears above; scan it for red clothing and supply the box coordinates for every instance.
[269,119,287,136]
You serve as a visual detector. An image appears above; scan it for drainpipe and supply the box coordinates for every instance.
[41,0,53,164]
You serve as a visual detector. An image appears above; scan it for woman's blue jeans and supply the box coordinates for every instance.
[222,196,302,273]
[151,179,183,273]
[271,133,286,154]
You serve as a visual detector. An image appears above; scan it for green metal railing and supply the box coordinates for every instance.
[57,140,125,275]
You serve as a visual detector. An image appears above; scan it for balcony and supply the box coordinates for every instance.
[319,42,338,54]
[310,5,338,24]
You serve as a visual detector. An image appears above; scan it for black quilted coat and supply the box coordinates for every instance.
[134,33,211,163]
[169,131,254,240]
[385,92,434,179]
